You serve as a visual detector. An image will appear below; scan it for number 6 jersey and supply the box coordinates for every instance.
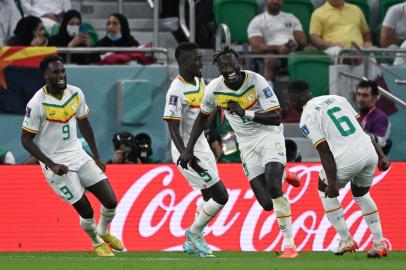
[22,85,91,170]
[300,95,375,168]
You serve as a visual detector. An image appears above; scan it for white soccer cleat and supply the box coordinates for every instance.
[333,237,359,256]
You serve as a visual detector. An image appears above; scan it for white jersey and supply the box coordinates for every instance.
[22,84,91,170]
[200,70,283,149]
[300,95,375,168]
[163,75,210,153]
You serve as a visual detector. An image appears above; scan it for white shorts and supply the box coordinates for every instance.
[240,133,287,181]
[319,152,378,188]
[172,147,220,190]
[44,160,107,204]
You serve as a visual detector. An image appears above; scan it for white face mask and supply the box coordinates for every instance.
[66,25,79,37]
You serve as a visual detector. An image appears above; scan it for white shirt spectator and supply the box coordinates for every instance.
[19,0,71,32]
[382,3,406,41]
[247,11,303,46]
[0,0,21,46]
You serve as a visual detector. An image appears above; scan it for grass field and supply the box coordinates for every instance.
[0,251,405,270]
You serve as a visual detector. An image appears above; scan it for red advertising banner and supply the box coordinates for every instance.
[0,163,405,252]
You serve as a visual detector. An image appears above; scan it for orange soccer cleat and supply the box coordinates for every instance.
[279,246,299,258]
[285,169,301,188]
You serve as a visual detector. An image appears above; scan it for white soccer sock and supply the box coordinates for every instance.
[272,196,295,248]
[194,199,205,221]
[97,206,116,236]
[80,217,104,246]
[190,198,224,234]
[354,193,383,244]
[318,190,350,240]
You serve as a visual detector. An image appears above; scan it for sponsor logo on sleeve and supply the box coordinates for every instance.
[25,107,31,118]
[169,95,178,106]
[262,87,273,98]
[300,125,310,137]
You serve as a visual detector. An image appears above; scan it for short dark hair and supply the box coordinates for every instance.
[175,42,199,62]
[39,55,63,73]
[356,80,379,96]
[212,46,239,65]
[287,80,310,94]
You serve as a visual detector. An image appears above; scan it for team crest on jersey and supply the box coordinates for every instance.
[262,87,273,98]
[300,125,310,137]
[25,107,31,118]
[169,95,178,106]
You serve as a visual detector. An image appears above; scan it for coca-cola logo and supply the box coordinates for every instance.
[110,165,392,251]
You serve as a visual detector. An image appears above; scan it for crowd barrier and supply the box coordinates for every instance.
[0,163,404,251]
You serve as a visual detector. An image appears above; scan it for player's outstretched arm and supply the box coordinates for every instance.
[77,117,105,172]
[227,101,282,126]
[177,112,209,173]
[21,130,69,175]
[316,141,339,198]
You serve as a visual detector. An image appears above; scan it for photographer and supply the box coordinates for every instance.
[108,131,141,164]
[134,133,158,164]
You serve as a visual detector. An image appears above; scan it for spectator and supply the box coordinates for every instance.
[19,0,71,33]
[356,80,392,155]
[108,131,140,164]
[48,10,98,64]
[380,2,406,66]
[309,0,372,55]
[134,133,158,163]
[248,0,311,82]
[7,16,48,46]
[0,0,22,46]
[0,148,16,165]
[95,13,139,47]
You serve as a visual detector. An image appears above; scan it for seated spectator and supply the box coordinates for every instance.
[7,16,48,46]
[380,2,406,66]
[108,131,140,164]
[0,0,22,46]
[95,13,139,47]
[19,0,71,33]
[134,133,158,163]
[356,80,392,155]
[248,0,312,82]
[309,0,372,55]
[48,9,98,64]
[0,148,16,165]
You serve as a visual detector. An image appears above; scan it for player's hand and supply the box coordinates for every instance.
[378,156,391,171]
[190,155,207,174]
[49,163,69,176]
[95,159,106,172]
[325,184,339,198]
[227,101,244,117]
[177,149,193,169]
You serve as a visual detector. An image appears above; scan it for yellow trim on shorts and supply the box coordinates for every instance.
[200,109,210,115]
[265,105,280,112]
[162,116,181,121]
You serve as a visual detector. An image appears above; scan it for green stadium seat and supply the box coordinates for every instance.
[213,0,259,43]
[346,0,370,25]
[379,0,404,23]
[281,0,314,39]
[288,51,332,96]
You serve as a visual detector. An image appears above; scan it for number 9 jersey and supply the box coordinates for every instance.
[22,85,91,170]
[299,95,375,168]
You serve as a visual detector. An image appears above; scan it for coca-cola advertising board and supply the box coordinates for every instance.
[0,163,405,251]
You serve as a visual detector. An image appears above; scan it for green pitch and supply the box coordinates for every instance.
[0,251,405,270]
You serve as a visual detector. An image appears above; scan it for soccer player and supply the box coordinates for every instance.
[178,47,299,258]
[163,42,229,257]
[21,55,124,256]
[286,80,390,258]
